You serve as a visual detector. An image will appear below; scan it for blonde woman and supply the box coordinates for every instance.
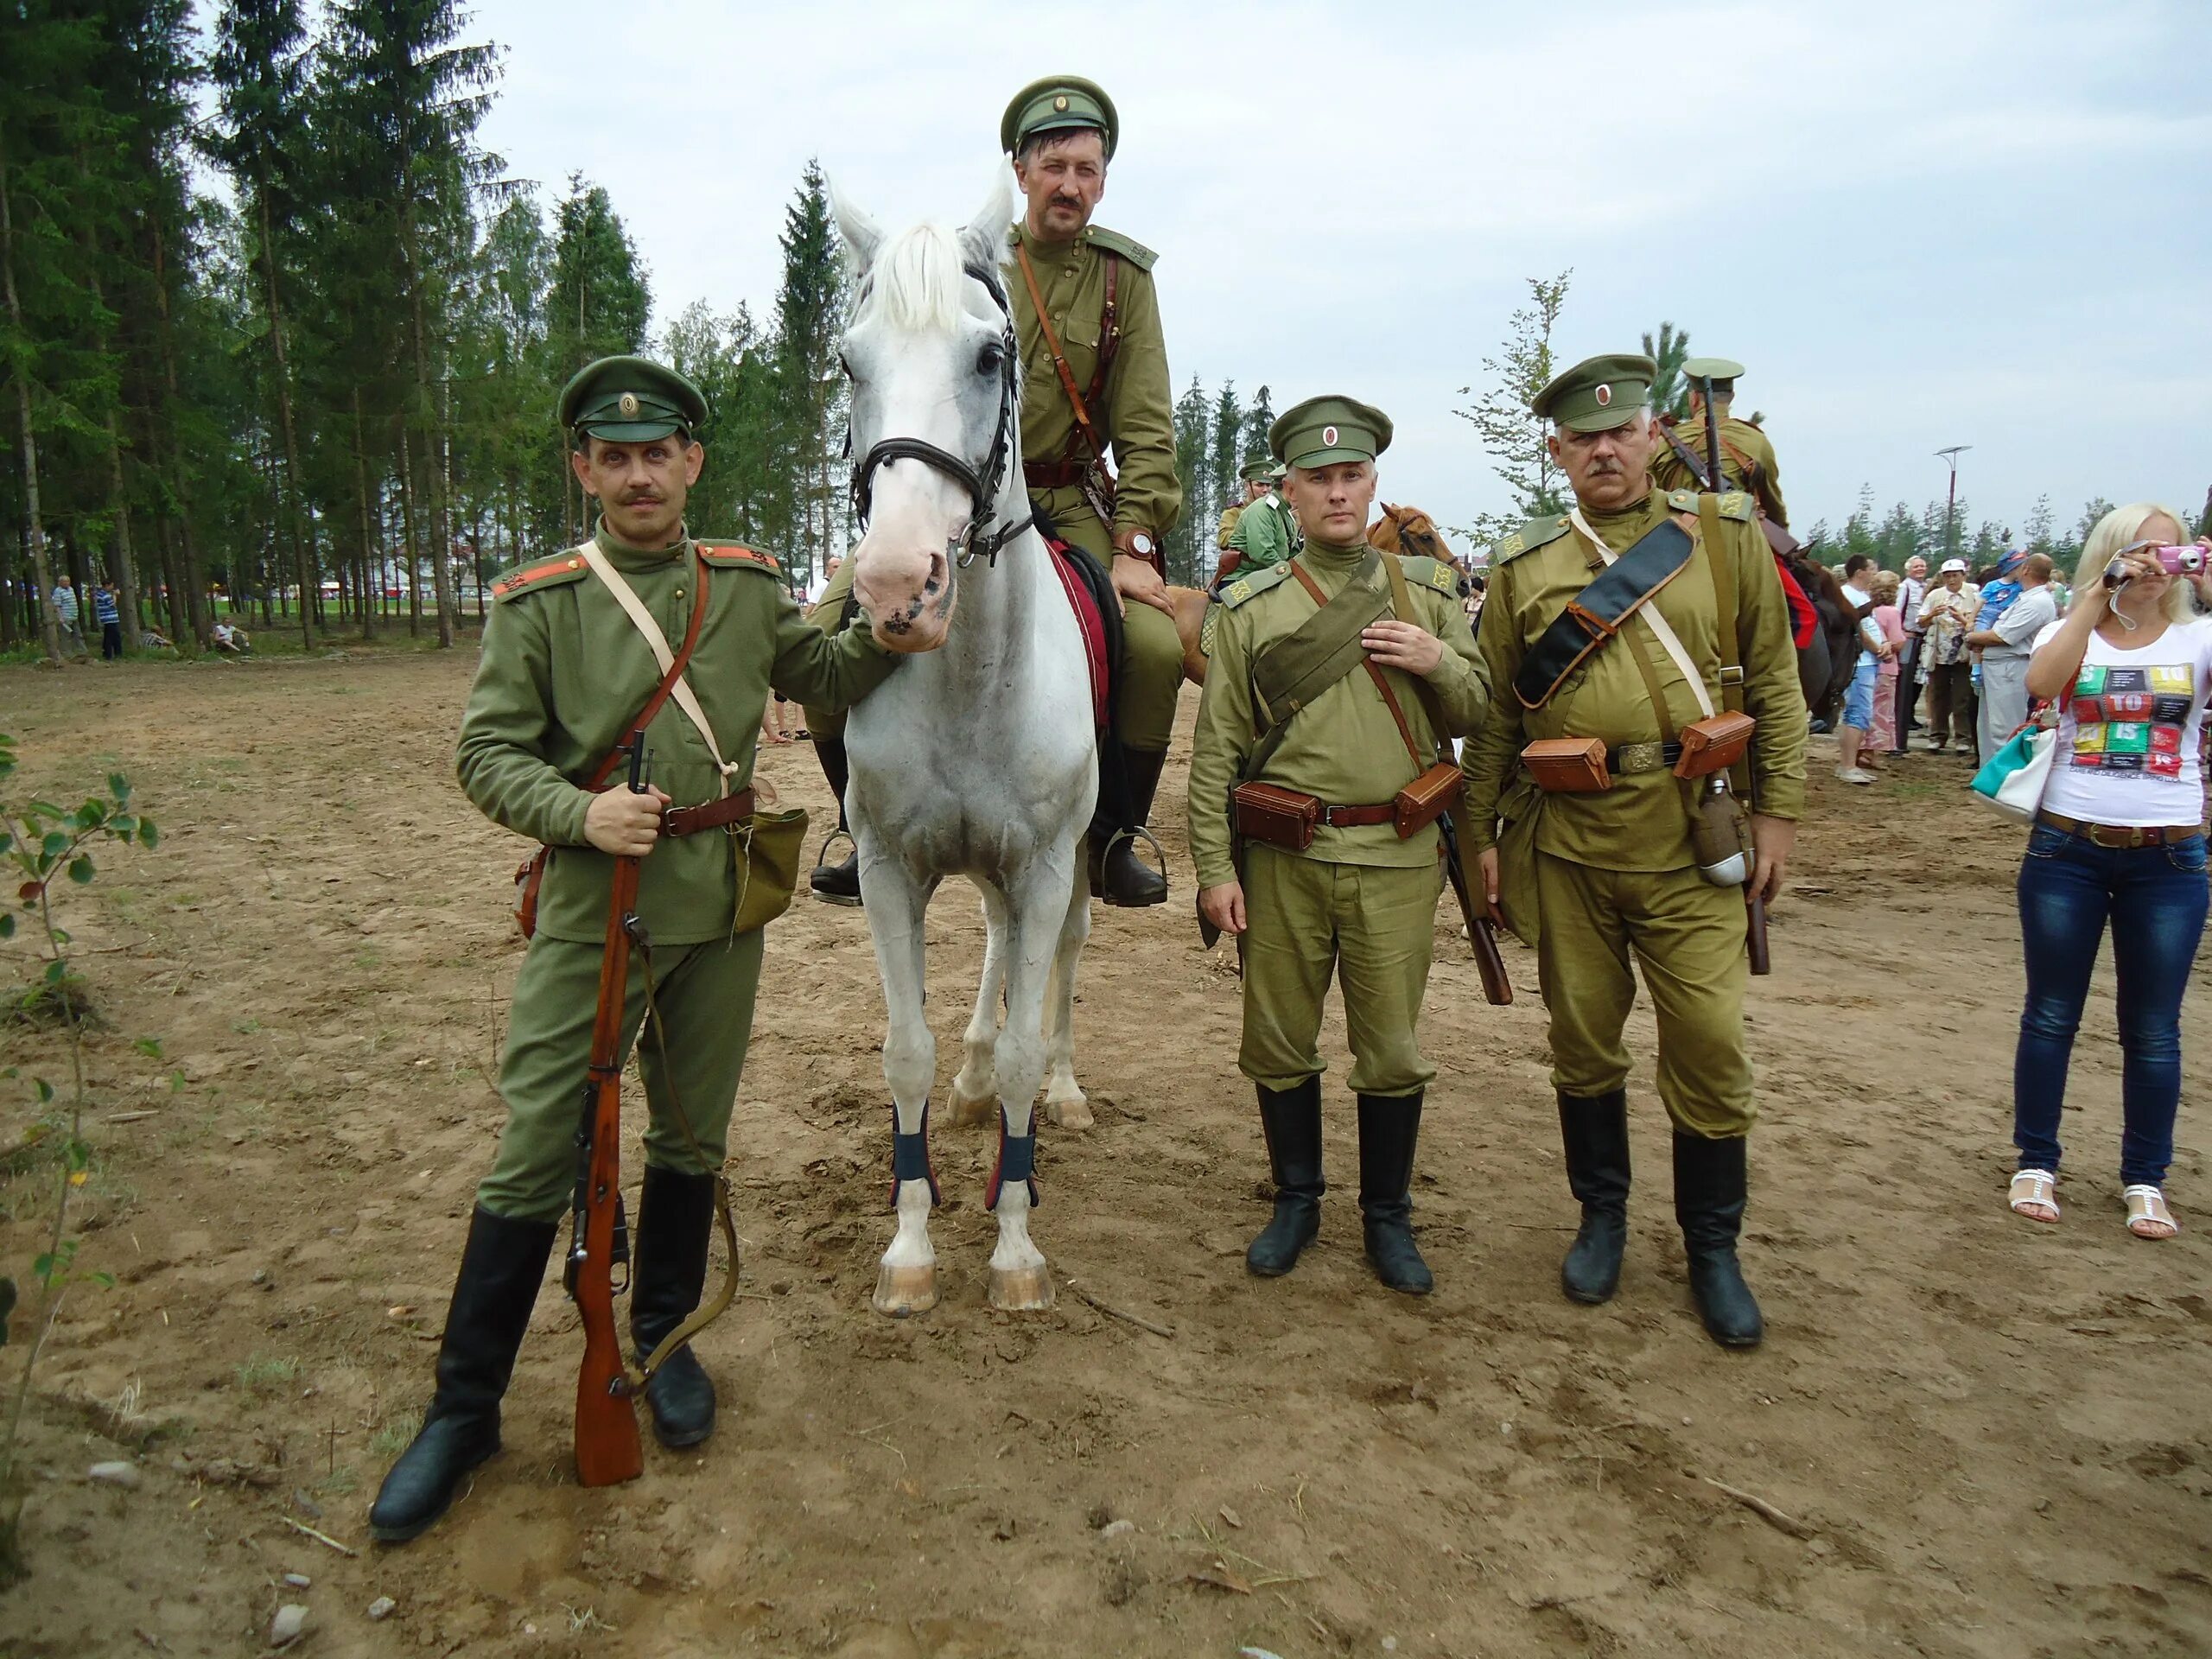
[2007,504,2212,1240]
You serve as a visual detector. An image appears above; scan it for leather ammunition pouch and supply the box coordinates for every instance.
[1233,780,1323,851]
[1521,736,1611,793]
[1512,519,1695,709]
[1674,710,1756,779]
[1393,760,1465,839]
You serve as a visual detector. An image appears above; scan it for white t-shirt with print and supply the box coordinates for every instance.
[2034,615,2212,828]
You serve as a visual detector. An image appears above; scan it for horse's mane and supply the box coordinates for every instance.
[854,221,973,334]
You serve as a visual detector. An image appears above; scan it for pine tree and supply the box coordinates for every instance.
[1239,383,1274,467]
[1643,321,1690,420]
[544,176,649,542]
[1167,374,1211,585]
[772,159,845,586]
[1456,269,1571,541]
[1209,381,1242,538]
[2024,493,2055,555]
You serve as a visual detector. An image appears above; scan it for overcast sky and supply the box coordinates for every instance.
[463,0,2210,549]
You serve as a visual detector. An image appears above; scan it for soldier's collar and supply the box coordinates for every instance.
[592,518,692,562]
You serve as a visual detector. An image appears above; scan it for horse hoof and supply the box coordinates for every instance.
[871,1263,938,1317]
[988,1263,1055,1313]
[1043,1096,1093,1130]
[948,1084,995,1128]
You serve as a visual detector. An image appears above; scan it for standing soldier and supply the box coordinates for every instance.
[369,357,899,1542]
[1461,354,1806,1348]
[1649,355,1789,530]
[1218,455,1274,556]
[806,73,1185,908]
[1188,397,1489,1296]
[1221,459,1300,583]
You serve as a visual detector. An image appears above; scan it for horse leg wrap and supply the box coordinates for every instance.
[985,1107,1041,1211]
[888,1105,940,1211]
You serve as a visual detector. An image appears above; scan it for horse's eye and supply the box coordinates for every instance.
[975,343,1004,377]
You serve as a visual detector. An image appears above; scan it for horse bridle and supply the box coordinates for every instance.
[846,261,1033,569]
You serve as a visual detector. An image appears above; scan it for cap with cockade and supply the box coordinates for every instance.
[1531,353,1656,433]
[1269,395,1393,469]
[1269,461,1289,481]
[1238,454,1275,484]
[1001,75,1118,160]
[558,355,707,442]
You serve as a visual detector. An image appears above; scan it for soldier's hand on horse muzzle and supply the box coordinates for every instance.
[585,785,671,857]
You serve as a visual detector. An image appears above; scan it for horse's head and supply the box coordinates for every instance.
[835,177,1021,654]
[1369,503,1450,563]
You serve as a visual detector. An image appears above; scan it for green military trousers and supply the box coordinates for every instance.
[1532,852,1754,1139]
[801,498,1185,753]
[1239,845,1440,1096]
[477,928,765,1222]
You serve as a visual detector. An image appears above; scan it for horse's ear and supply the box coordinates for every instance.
[830,175,885,274]
[958,171,1014,271]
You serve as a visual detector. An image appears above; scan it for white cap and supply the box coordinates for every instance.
[1940,557,1968,574]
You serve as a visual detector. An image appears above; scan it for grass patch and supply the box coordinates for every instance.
[368,1407,423,1461]
[234,1353,300,1393]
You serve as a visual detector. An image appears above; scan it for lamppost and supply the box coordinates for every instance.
[1936,445,1971,561]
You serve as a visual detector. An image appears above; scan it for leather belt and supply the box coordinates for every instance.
[1606,740,1683,776]
[661,787,756,838]
[1322,802,1399,829]
[2034,810,2204,849]
[1023,460,1089,489]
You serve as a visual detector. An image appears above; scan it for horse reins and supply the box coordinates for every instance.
[847,261,1033,569]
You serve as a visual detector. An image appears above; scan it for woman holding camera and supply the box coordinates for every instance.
[2008,504,2211,1238]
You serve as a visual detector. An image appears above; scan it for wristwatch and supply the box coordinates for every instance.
[1116,529,1163,576]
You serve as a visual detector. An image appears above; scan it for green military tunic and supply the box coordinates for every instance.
[459,522,899,1217]
[1459,487,1807,1136]
[1188,541,1489,1093]
[1225,491,1300,573]
[806,220,1186,753]
[1649,410,1789,528]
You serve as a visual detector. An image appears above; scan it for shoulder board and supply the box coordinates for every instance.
[696,542,780,574]
[492,552,591,601]
[1396,555,1470,600]
[1219,563,1296,608]
[1663,487,1758,524]
[1491,515,1570,566]
[1084,226,1157,271]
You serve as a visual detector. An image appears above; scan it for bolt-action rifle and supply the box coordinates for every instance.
[1699,372,1772,978]
[567,738,649,1487]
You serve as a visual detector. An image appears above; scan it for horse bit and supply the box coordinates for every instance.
[846,262,1033,569]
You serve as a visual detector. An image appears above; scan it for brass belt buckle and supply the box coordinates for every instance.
[1615,741,1663,774]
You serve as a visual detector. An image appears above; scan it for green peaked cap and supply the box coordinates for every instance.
[1001,75,1118,160]
[558,354,707,442]
[1531,353,1656,433]
[1238,454,1276,484]
[1681,355,1745,382]
[1270,395,1392,468]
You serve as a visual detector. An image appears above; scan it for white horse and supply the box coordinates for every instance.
[835,177,1096,1316]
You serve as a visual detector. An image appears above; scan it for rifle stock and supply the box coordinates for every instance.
[1437,811,1511,1006]
[1745,891,1771,977]
[568,741,646,1489]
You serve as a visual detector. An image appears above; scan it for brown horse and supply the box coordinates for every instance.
[1784,546,1859,729]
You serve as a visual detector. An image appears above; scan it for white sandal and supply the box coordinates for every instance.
[2123,1185,2179,1240]
[2008,1169,2060,1224]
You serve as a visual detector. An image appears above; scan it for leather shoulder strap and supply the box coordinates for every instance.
[1080,252,1120,416]
[1511,521,1696,709]
[1014,239,1106,465]
[582,548,712,791]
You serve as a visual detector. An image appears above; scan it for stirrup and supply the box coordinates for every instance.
[1098,824,1168,876]
[811,824,855,871]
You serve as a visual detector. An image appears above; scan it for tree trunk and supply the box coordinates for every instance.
[147,217,210,646]
[397,423,421,636]
[0,145,64,664]
[251,189,315,651]
[400,200,454,647]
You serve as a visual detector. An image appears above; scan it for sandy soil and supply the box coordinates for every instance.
[1,643,2207,1658]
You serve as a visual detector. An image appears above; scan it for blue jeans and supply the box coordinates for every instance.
[2014,823,2209,1185]
[1841,658,1878,731]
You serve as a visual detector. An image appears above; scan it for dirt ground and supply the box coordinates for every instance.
[1,641,2207,1659]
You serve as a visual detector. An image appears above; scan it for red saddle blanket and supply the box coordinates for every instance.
[1774,555,1816,651]
[1043,535,1111,730]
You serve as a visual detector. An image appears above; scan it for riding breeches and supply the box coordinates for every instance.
[477,931,762,1222]
[1237,846,1440,1096]
[801,501,1185,753]
[1532,853,1754,1139]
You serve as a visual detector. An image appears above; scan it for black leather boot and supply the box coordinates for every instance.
[1558,1090,1630,1305]
[1357,1091,1433,1295]
[369,1207,555,1542]
[632,1165,720,1448]
[1673,1132,1764,1349]
[1247,1077,1324,1276]
[1093,745,1169,907]
[807,736,861,906]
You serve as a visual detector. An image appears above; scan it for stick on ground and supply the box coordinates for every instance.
[1065,1279,1175,1339]
[1705,1477,1816,1541]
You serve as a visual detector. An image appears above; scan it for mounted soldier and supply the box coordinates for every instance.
[1649,355,1789,531]
[1221,458,1300,585]
[806,73,1185,910]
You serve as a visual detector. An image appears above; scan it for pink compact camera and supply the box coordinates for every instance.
[2104,542,2206,587]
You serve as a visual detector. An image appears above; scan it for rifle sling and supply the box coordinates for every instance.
[1511,520,1695,709]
